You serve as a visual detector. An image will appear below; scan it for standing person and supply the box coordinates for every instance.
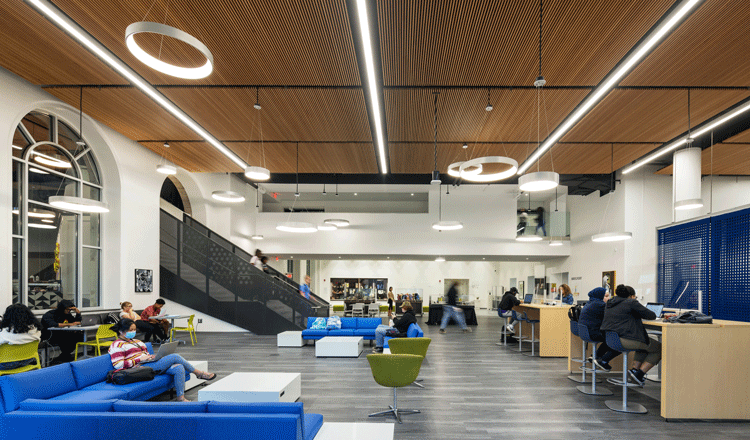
[108,319,216,402]
[120,301,156,343]
[498,289,521,334]
[535,207,546,236]
[558,284,575,305]
[300,275,311,300]
[600,285,660,385]
[577,287,620,371]
[260,256,271,274]
[372,301,417,353]
[250,249,263,270]
[140,299,170,341]
[387,287,395,313]
[0,304,42,370]
[41,299,83,364]
[439,282,471,333]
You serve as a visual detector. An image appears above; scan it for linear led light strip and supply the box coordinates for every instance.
[517,0,702,175]
[623,98,750,174]
[27,0,248,171]
[356,0,387,174]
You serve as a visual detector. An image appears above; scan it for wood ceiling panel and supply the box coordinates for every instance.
[0,1,126,85]
[160,88,371,142]
[725,129,750,143]
[53,0,360,86]
[47,87,201,142]
[229,141,377,174]
[388,142,530,174]
[385,88,589,146]
[622,0,750,87]
[531,143,658,174]
[140,141,237,173]
[562,89,750,143]
[656,143,750,176]
[378,0,674,86]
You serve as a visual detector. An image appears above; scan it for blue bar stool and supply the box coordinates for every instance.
[512,311,530,353]
[568,320,589,384]
[604,332,647,414]
[576,324,612,396]
[522,313,540,357]
[496,309,513,346]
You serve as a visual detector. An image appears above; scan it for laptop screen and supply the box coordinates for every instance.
[646,303,664,317]
[524,294,533,304]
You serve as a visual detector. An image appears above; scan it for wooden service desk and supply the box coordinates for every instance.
[642,319,750,420]
[513,304,569,357]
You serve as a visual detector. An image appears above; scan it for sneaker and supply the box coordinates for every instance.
[372,347,383,353]
[463,328,472,333]
[506,324,515,333]
[439,329,446,334]
[593,358,612,371]
[628,368,645,386]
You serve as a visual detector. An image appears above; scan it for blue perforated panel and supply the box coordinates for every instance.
[710,208,750,322]
[657,218,710,312]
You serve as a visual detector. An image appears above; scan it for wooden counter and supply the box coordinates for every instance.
[513,304,570,357]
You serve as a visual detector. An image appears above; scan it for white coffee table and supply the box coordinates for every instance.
[198,372,301,403]
[185,360,207,391]
[313,423,394,440]
[315,336,363,358]
[277,331,304,347]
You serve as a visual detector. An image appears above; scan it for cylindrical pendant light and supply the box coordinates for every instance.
[673,147,703,210]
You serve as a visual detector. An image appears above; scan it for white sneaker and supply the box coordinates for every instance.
[506,324,514,333]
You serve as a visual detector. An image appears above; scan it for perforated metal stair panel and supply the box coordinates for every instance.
[657,218,710,312]
[710,208,750,322]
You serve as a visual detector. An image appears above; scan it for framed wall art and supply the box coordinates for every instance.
[135,269,153,292]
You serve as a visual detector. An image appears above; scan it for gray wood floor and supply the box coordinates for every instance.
[168,315,749,440]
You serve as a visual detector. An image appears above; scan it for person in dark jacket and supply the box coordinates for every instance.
[498,290,521,333]
[600,285,660,385]
[439,282,471,334]
[578,287,619,370]
[372,301,418,353]
[41,299,84,364]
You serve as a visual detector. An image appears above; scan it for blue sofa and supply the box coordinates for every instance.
[301,317,382,342]
[384,322,424,348]
[0,345,323,440]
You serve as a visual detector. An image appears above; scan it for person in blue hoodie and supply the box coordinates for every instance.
[578,287,620,371]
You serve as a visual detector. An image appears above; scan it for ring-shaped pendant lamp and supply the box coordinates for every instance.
[458,156,518,182]
[447,162,483,178]
[49,196,110,213]
[432,221,463,231]
[28,210,55,219]
[125,22,214,79]
[250,235,264,240]
[211,191,245,203]
[549,239,563,246]
[323,219,350,227]
[34,153,71,168]
[317,224,338,231]
[515,235,544,242]
[518,171,559,192]
[156,164,177,175]
[591,232,633,243]
[244,166,270,181]
[29,223,58,229]
[276,222,317,233]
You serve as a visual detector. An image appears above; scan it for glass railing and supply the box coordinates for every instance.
[516,211,570,239]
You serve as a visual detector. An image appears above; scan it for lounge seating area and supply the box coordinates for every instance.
[301,317,382,342]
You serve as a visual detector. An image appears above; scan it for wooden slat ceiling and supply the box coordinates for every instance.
[1,0,749,176]
[656,143,750,176]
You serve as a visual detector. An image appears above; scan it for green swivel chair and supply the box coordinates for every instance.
[366,353,424,423]
[387,337,431,388]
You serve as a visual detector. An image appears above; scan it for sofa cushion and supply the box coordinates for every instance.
[301,329,327,337]
[407,323,424,337]
[356,317,382,329]
[80,374,171,400]
[353,329,376,337]
[114,400,208,413]
[340,318,358,329]
[48,390,127,401]
[306,317,318,329]
[327,329,354,337]
[70,353,114,389]
[304,413,324,440]
[19,398,116,412]
[0,363,77,413]
[206,401,304,415]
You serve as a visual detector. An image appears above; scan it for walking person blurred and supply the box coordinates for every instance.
[439,282,471,333]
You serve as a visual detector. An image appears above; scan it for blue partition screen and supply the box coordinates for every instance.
[657,218,710,312]
[710,208,750,322]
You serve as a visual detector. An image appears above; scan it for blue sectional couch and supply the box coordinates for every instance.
[384,322,424,348]
[0,344,323,440]
[301,317,382,341]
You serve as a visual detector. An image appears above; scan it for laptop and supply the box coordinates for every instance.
[646,302,664,318]
[141,342,179,363]
[524,293,533,304]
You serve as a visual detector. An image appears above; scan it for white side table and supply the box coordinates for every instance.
[198,372,301,403]
[185,360,208,390]
[277,331,304,347]
[313,422,394,440]
[315,337,363,358]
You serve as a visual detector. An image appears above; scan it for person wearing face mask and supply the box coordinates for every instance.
[140,298,170,341]
[41,299,83,364]
[108,319,216,402]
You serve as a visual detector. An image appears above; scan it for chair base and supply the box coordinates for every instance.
[568,375,601,384]
[576,384,613,396]
[605,400,647,414]
[411,379,424,388]
[369,406,420,424]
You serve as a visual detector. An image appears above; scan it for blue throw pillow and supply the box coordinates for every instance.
[326,316,341,330]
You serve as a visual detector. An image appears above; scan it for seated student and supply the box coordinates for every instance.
[498,288,521,335]
[372,301,417,353]
[41,299,83,364]
[601,285,660,385]
[120,301,159,343]
[0,304,42,370]
[577,287,620,370]
[557,284,575,305]
[140,299,170,341]
[108,319,216,402]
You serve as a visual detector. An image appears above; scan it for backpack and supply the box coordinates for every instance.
[103,312,120,324]
[568,304,582,322]
[106,366,156,385]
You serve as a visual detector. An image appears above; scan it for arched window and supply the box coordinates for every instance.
[11,111,103,309]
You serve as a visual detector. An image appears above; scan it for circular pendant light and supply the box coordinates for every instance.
[518,171,559,191]
[435,256,446,262]
[432,221,463,231]
[125,22,213,79]
[549,239,563,246]
[211,191,245,203]
[591,232,633,242]
[515,235,543,242]
[323,219,350,227]
[276,222,317,233]
[458,156,518,182]
[447,161,482,178]
[34,153,71,168]
[317,224,338,231]
[156,164,177,175]
[250,234,264,240]
[28,210,55,219]
[49,196,110,213]
[244,166,270,181]
[29,223,57,229]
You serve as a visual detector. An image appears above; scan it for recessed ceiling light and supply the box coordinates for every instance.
[435,256,445,262]
[410,193,414,196]
[516,235,544,242]
[432,221,463,231]
[354,193,358,196]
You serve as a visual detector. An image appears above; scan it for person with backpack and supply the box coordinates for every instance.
[498,288,521,334]
[578,287,620,371]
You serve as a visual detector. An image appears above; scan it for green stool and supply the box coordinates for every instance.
[388,338,431,388]
[366,353,424,423]
[332,305,345,315]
